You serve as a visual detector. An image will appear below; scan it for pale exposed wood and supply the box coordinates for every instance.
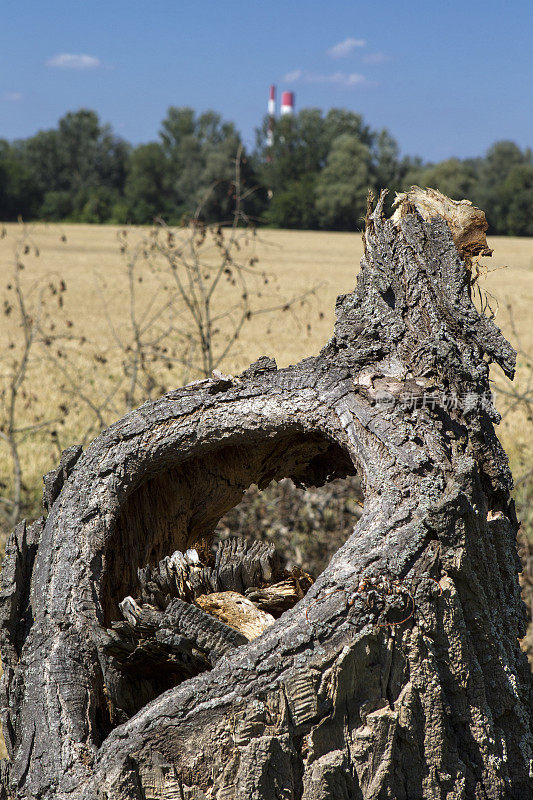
[392,185,493,263]
[195,592,275,640]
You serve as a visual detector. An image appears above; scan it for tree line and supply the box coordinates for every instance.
[1,106,532,234]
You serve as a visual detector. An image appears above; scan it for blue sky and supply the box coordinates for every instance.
[1,0,531,162]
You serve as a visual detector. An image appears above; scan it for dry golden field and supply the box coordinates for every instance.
[0,222,532,534]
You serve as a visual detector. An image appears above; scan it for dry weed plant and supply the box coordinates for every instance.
[0,151,319,536]
[111,147,317,395]
[0,225,74,526]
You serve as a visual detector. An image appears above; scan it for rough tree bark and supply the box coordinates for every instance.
[0,189,531,799]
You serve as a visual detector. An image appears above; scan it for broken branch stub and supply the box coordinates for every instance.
[392,185,494,262]
[0,189,530,800]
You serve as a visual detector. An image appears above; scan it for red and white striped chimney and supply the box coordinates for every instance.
[266,85,276,147]
[280,91,295,116]
[268,85,276,116]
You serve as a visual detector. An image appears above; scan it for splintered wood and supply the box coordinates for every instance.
[392,185,493,263]
[195,591,275,640]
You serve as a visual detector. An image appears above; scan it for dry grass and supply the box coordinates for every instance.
[0,223,531,532]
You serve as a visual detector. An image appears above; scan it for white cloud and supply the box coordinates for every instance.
[321,72,368,87]
[46,53,101,70]
[362,52,389,65]
[283,70,369,88]
[327,37,366,59]
[3,92,23,102]
[282,69,304,82]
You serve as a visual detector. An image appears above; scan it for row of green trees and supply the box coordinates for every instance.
[1,107,532,234]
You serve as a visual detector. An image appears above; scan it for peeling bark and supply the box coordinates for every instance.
[0,190,531,799]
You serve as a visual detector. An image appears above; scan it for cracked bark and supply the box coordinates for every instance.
[0,190,531,800]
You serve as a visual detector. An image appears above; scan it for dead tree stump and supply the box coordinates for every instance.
[0,189,531,799]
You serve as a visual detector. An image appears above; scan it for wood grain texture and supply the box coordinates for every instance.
[0,190,530,800]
